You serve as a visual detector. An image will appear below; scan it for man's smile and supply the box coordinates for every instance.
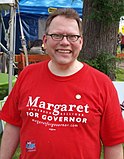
[56,49,72,54]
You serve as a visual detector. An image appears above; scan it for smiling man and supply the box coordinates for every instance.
[0,8,124,159]
[43,10,83,76]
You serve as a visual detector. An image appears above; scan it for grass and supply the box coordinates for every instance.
[116,58,124,81]
[13,146,20,159]
[116,67,124,81]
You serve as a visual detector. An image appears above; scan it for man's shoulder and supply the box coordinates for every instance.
[19,60,49,77]
[25,60,48,70]
[84,63,112,83]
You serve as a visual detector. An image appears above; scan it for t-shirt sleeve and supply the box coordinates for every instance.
[0,62,44,127]
[0,71,26,127]
[100,81,124,146]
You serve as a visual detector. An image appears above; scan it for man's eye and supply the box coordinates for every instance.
[68,35,77,40]
[54,34,61,38]
[70,35,77,38]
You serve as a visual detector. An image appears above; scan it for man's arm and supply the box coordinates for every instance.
[104,144,124,159]
[0,123,20,159]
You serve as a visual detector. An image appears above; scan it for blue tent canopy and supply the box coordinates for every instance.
[19,0,83,17]
[1,0,83,54]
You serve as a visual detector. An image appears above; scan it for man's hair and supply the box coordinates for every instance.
[45,8,82,35]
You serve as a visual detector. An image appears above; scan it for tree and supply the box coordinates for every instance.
[80,0,124,80]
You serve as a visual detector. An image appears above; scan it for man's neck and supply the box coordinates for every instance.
[48,60,83,76]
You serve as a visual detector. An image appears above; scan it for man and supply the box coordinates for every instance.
[0,8,124,159]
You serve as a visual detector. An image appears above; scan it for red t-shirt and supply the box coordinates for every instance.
[0,61,124,159]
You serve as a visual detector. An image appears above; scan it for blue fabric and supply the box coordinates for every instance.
[19,0,83,17]
[1,0,83,53]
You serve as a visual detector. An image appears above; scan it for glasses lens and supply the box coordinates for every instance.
[68,35,78,42]
[52,34,62,40]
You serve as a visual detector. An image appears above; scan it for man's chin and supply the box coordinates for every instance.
[54,58,74,66]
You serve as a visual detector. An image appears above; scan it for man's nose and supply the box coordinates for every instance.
[60,36,70,44]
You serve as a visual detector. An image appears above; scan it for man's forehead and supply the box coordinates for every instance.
[49,16,78,29]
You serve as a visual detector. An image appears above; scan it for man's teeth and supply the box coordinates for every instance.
[57,50,71,53]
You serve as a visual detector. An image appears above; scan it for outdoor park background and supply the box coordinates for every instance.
[0,0,124,158]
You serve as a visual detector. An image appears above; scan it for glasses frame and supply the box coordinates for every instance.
[46,33,81,42]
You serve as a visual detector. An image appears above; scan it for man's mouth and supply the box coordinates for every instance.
[56,49,71,54]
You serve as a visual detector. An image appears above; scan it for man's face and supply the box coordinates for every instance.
[43,16,83,65]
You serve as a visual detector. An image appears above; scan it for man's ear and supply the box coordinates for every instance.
[42,34,47,49]
[79,37,83,50]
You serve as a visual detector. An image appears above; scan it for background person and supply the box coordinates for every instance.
[0,8,124,159]
[120,33,124,52]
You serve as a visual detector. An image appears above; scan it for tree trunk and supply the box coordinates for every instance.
[81,0,119,59]
[80,0,119,80]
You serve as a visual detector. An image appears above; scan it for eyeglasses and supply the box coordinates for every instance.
[46,34,81,42]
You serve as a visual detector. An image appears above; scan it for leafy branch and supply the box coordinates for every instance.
[90,0,124,24]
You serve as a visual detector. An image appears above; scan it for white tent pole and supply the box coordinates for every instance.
[18,5,28,66]
[8,4,16,94]
[0,42,9,54]
[0,0,17,94]
[13,8,16,57]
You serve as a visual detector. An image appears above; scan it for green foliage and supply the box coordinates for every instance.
[82,51,117,78]
[13,146,20,159]
[116,67,124,81]
[90,0,124,24]
[0,88,8,100]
